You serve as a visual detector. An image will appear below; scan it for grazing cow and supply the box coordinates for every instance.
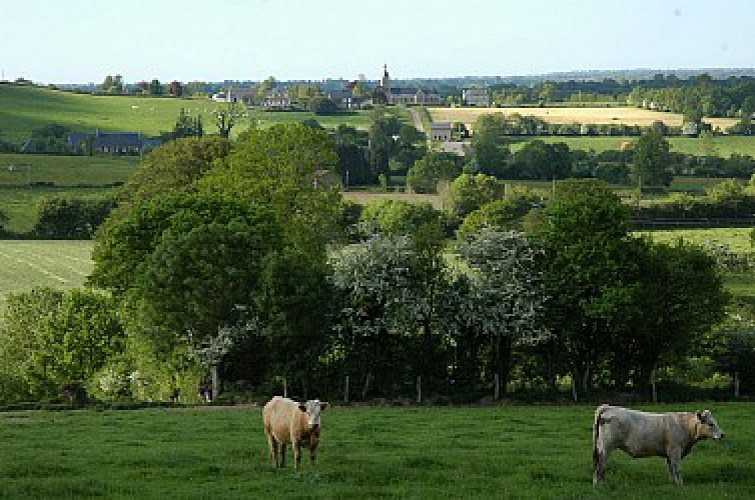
[263,396,329,471]
[593,404,724,485]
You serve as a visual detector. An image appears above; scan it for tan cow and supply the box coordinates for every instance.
[593,404,724,485]
[263,396,329,471]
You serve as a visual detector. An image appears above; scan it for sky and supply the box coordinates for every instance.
[0,0,753,84]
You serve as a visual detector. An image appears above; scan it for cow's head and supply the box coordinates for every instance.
[696,410,724,440]
[298,399,329,427]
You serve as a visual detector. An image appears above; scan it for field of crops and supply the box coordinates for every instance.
[0,403,751,498]
[429,107,739,131]
[0,240,93,308]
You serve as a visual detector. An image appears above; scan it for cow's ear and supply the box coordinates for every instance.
[298,404,307,412]
[696,411,705,422]
[320,402,329,411]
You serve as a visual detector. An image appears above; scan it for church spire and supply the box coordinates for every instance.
[380,64,390,93]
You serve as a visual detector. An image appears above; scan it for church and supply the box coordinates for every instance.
[378,65,442,106]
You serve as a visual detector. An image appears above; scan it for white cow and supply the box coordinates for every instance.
[593,404,724,485]
[263,396,329,471]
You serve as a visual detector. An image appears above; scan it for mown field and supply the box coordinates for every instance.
[429,106,739,131]
[0,403,751,498]
[638,228,753,254]
[0,240,93,308]
[0,153,138,186]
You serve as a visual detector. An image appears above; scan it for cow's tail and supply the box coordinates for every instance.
[593,404,610,469]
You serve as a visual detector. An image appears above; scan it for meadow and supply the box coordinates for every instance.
[0,153,138,186]
[0,240,93,308]
[507,135,755,158]
[0,187,114,234]
[0,403,751,499]
[428,106,739,131]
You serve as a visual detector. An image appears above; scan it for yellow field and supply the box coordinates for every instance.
[428,107,739,130]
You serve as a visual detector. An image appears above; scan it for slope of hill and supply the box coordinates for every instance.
[0,84,228,143]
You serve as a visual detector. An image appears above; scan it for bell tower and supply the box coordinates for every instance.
[380,64,390,93]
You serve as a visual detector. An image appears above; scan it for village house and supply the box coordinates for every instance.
[462,88,490,107]
[430,122,453,141]
[261,89,294,109]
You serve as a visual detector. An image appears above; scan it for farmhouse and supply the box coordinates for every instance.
[66,131,160,155]
[462,88,490,107]
[225,87,257,105]
[261,89,293,109]
[430,122,453,141]
[327,88,372,109]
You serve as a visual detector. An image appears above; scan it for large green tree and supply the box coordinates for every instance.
[200,123,342,258]
[633,129,672,190]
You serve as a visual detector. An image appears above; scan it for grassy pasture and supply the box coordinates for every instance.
[636,228,753,255]
[0,84,235,143]
[429,106,739,131]
[506,135,755,158]
[0,153,138,186]
[0,403,751,498]
[0,187,114,234]
[0,240,93,308]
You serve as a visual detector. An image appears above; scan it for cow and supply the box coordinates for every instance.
[592,404,724,485]
[262,396,329,471]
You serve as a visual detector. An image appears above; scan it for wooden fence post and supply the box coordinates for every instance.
[283,377,288,398]
[416,375,422,404]
[210,364,219,402]
[651,368,658,403]
[494,373,500,401]
[734,371,740,398]
[344,375,350,404]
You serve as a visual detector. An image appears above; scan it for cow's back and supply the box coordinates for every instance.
[263,396,298,444]
[601,406,677,457]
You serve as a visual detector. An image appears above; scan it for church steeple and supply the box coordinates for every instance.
[380,64,390,92]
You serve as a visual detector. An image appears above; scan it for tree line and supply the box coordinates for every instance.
[1,127,752,406]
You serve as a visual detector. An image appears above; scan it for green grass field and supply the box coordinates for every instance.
[0,403,751,498]
[0,84,411,145]
[508,135,755,157]
[0,84,235,142]
[0,240,93,308]
[0,187,114,233]
[637,228,753,254]
[0,153,138,186]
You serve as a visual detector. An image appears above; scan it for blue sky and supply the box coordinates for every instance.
[0,0,753,83]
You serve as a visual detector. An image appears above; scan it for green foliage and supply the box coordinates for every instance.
[33,194,116,239]
[406,151,461,194]
[0,288,123,401]
[469,114,511,177]
[360,199,447,249]
[508,140,572,180]
[633,129,673,188]
[445,173,505,217]
[91,192,272,294]
[200,123,342,257]
[120,135,231,209]
[457,189,543,239]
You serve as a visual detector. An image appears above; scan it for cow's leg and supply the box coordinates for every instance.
[266,433,277,469]
[293,440,302,472]
[667,450,683,485]
[278,442,286,468]
[593,439,609,484]
[310,448,317,467]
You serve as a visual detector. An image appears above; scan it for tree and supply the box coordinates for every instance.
[532,180,637,398]
[329,234,425,396]
[118,135,231,211]
[469,114,510,177]
[331,125,371,186]
[309,97,339,115]
[0,288,124,401]
[215,102,239,138]
[406,151,461,193]
[509,140,572,180]
[454,228,549,393]
[633,129,672,191]
[199,123,342,258]
[172,108,203,139]
[457,189,542,239]
[445,173,505,217]
[149,79,163,96]
[368,107,395,180]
